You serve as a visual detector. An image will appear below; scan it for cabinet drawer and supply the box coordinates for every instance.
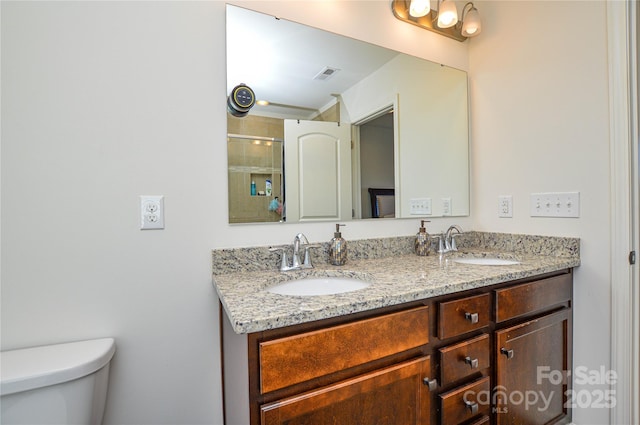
[440,376,491,425]
[468,415,490,425]
[494,273,572,322]
[438,293,490,339]
[259,306,429,394]
[439,333,490,386]
[260,356,431,425]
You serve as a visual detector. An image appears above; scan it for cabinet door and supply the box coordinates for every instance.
[495,309,570,425]
[260,356,432,425]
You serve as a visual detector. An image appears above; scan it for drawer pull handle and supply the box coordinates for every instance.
[501,348,514,359]
[464,400,479,415]
[464,356,479,368]
[465,312,479,323]
[422,377,438,391]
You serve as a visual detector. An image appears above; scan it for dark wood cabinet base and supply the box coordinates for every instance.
[221,270,573,425]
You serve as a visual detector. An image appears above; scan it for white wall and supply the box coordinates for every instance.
[469,2,611,424]
[1,2,470,424]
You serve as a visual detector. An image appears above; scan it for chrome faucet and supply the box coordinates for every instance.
[291,233,308,269]
[445,225,463,251]
[436,225,463,254]
[270,233,321,272]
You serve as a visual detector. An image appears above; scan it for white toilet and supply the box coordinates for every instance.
[1,338,116,425]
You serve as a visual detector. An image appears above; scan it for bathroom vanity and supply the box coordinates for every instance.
[213,232,579,425]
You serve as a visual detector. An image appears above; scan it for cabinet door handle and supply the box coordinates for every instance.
[422,377,438,391]
[500,348,514,359]
[464,312,479,323]
[464,356,479,368]
[464,400,479,415]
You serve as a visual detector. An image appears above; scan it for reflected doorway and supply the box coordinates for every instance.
[354,108,396,219]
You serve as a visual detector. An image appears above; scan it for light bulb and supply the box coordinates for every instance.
[409,0,430,18]
[461,6,482,37]
[437,0,458,28]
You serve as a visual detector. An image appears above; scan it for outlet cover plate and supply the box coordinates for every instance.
[442,198,452,216]
[498,195,513,218]
[140,195,165,229]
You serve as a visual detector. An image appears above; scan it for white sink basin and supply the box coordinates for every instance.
[267,277,370,296]
[453,257,520,266]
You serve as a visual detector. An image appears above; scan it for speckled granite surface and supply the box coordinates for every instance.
[212,232,580,334]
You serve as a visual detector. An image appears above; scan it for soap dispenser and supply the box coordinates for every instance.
[329,224,347,266]
[414,220,431,256]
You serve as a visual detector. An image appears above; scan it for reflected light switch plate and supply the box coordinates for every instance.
[409,198,432,215]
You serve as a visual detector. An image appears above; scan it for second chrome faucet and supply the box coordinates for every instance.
[270,233,321,272]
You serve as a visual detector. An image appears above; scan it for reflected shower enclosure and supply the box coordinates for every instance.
[227,129,283,223]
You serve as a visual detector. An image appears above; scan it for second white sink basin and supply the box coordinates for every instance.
[267,277,370,296]
[453,257,520,266]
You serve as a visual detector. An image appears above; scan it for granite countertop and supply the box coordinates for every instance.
[212,232,580,334]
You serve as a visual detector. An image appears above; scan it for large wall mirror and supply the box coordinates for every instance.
[226,5,469,224]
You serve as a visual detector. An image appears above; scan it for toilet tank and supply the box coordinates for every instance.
[1,338,116,425]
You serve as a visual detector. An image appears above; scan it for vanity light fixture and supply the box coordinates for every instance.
[460,2,482,36]
[409,0,430,17]
[437,0,458,28]
[392,0,482,42]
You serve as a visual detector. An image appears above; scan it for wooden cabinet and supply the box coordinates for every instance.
[259,307,430,394]
[260,356,431,425]
[437,293,490,339]
[439,376,491,424]
[494,273,572,323]
[435,293,491,424]
[221,270,573,425]
[222,305,435,425]
[494,273,573,425]
[438,334,490,386]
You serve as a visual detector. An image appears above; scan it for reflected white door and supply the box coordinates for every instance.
[284,120,351,222]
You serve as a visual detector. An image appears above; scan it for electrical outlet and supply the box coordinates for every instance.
[409,198,432,215]
[498,195,513,218]
[530,192,580,217]
[140,195,164,229]
[442,198,452,216]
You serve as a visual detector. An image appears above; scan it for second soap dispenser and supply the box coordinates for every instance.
[414,220,431,256]
[329,223,347,266]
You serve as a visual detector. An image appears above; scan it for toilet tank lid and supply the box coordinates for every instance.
[1,338,115,396]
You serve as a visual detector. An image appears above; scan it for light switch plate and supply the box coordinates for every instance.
[530,192,580,217]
